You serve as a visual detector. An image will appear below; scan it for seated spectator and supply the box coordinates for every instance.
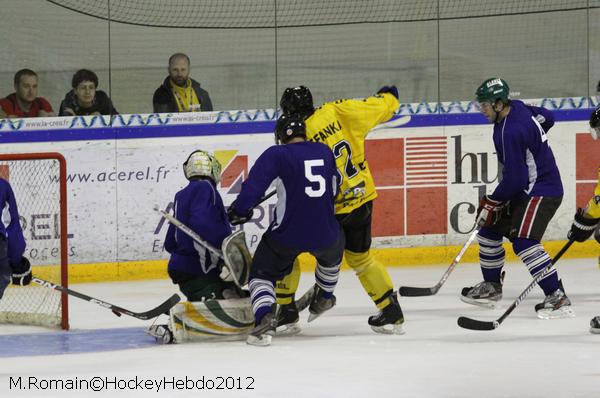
[58,69,118,116]
[153,53,213,113]
[0,69,55,118]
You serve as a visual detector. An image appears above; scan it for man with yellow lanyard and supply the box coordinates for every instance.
[276,85,405,335]
[153,53,213,113]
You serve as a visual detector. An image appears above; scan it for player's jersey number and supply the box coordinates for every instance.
[332,140,358,184]
[304,159,326,197]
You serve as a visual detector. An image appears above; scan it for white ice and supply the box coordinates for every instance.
[1,257,600,398]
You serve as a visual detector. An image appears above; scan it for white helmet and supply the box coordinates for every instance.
[183,150,222,183]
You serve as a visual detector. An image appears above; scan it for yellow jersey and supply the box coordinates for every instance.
[585,167,600,219]
[305,93,399,214]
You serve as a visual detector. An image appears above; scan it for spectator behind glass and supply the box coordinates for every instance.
[0,69,55,118]
[58,69,118,116]
[153,53,213,113]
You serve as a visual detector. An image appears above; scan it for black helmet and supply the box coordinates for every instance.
[275,114,306,144]
[590,106,600,129]
[590,106,600,140]
[280,86,314,119]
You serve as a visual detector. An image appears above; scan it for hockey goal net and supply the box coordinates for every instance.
[0,152,69,329]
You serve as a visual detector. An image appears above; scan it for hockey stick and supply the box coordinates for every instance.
[156,189,276,257]
[154,189,277,287]
[32,277,181,320]
[457,239,574,331]
[399,227,480,297]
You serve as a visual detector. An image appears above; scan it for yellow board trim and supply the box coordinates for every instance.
[32,240,599,283]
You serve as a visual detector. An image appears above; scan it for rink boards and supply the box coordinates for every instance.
[0,99,598,282]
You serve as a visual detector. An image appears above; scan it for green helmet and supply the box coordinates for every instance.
[476,78,510,104]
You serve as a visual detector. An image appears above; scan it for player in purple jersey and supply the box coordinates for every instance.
[228,114,344,346]
[163,150,244,302]
[149,150,248,344]
[461,78,573,319]
[0,178,31,300]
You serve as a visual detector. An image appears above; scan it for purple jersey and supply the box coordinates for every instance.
[490,100,563,201]
[0,178,25,263]
[164,179,231,277]
[234,141,339,251]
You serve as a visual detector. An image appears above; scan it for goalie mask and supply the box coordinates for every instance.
[275,114,306,144]
[590,106,600,140]
[183,150,222,183]
[280,86,315,120]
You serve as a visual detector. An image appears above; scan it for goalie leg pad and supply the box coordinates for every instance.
[169,299,254,343]
[345,250,394,310]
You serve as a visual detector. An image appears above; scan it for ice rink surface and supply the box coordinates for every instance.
[1,257,600,398]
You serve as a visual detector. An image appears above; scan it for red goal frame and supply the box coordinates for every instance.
[0,152,69,330]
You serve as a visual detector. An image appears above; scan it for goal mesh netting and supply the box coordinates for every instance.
[0,153,68,330]
[46,0,585,29]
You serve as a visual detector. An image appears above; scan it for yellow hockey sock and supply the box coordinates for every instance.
[345,250,394,310]
[275,258,301,305]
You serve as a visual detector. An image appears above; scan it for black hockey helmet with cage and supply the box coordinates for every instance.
[275,114,306,144]
[280,86,315,120]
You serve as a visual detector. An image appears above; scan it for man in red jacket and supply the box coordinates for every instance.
[0,69,54,118]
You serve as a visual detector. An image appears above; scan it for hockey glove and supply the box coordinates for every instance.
[227,203,253,226]
[11,256,32,286]
[377,85,399,99]
[476,196,504,227]
[567,208,600,242]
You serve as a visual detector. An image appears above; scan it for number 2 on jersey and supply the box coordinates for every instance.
[332,140,358,182]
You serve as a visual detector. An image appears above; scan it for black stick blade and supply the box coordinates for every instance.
[457,316,499,331]
[116,293,181,320]
[399,286,438,297]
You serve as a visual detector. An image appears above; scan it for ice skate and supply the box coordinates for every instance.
[246,312,276,347]
[534,288,575,319]
[307,286,336,322]
[590,316,600,334]
[460,273,504,309]
[275,301,301,336]
[147,324,174,344]
[368,292,405,335]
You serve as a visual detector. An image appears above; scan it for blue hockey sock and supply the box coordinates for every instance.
[315,263,340,299]
[513,238,559,295]
[478,228,505,283]
[248,278,275,323]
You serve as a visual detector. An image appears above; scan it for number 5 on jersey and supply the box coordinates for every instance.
[304,159,326,197]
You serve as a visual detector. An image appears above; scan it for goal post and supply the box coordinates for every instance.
[0,152,69,330]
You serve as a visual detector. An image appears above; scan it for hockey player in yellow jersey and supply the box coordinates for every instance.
[580,106,600,333]
[275,85,405,334]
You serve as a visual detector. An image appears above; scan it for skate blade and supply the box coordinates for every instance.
[536,307,576,320]
[307,312,321,323]
[460,296,500,309]
[275,323,302,336]
[246,334,272,346]
[370,323,406,335]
